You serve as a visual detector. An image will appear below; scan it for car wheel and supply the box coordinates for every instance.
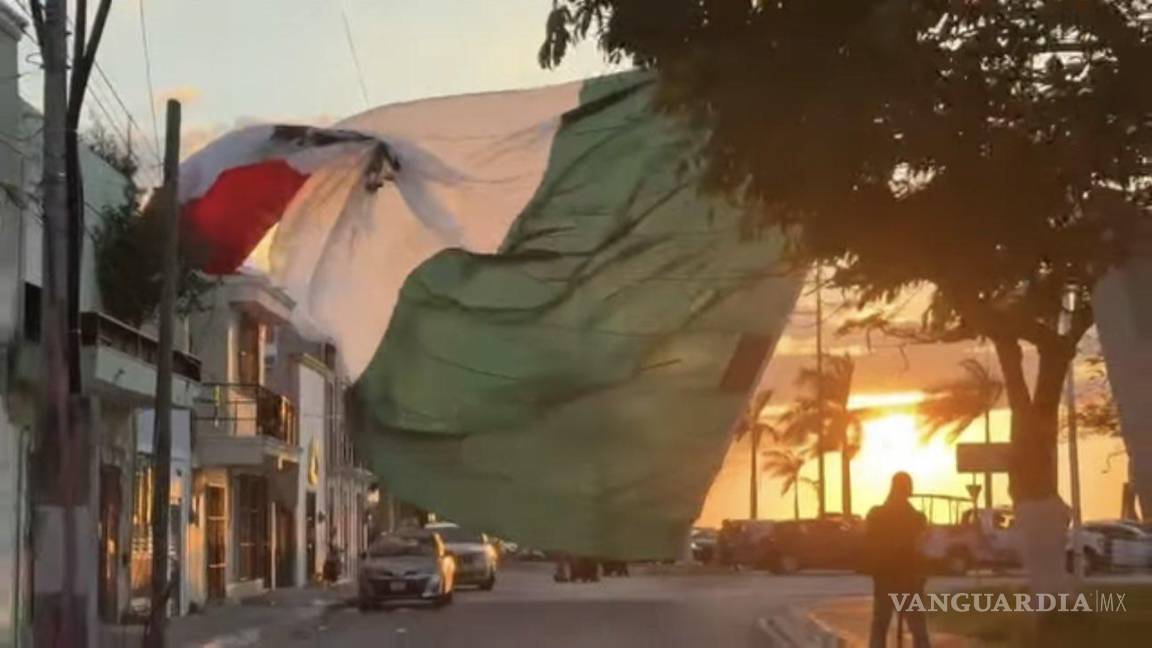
[945,549,970,576]
[1065,549,1102,574]
[480,572,496,591]
[1084,549,1102,574]
[358,597,375,612]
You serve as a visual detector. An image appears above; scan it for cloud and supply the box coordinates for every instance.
[155,85,203,108]
[178,113,337,159]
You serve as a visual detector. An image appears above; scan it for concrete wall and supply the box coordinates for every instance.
[295,362,327,585]
[0,375,29,648]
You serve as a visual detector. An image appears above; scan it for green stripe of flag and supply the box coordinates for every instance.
[352,72,801,559]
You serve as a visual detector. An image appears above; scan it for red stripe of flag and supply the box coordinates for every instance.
[183,160,309,274]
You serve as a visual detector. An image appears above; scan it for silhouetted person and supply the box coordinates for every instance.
[865,472,930,648]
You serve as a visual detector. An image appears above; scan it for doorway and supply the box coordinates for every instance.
[98,465,122,622]
[305,492,317,583]
[205,486,227,600]
[274,504,295,588]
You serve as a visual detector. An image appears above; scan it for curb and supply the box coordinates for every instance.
[757,607,848,648]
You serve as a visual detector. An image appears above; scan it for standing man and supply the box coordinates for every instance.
[866,472,931,648]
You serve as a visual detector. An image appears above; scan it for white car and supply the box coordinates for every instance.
[357,530,456,609]
[426,522,499,590]
[1067,521,1152,573]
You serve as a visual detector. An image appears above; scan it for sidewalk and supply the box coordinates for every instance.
[807,597,968,648]
[164,583,356,647]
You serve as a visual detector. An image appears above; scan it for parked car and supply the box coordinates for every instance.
[922,506,1021,575]
[1067,520,1152,573]
[690,527,718,564]
[717,519,776,567]
[357,530,455,609]
[755,515,864,574]
[425,522,499,590]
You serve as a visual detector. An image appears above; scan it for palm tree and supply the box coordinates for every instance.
[762,448,818,519]
[737,390,776,519]
[920,359,1004,507]
[783,354,863,515]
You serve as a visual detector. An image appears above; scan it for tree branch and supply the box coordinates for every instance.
[27,0,46,48]
[66,0,112,128]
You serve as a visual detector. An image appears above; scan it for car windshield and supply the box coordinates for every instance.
[432,526,485,544]
[368,534,437,558]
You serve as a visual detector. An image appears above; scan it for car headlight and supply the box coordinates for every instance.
[424,573,442,595]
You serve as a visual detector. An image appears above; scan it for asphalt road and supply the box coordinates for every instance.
[275,562,877,648]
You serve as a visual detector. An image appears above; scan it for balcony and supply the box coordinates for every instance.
[193,383,301,468]
[14,284,201,407]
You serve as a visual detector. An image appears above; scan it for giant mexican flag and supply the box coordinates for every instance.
[179,72,802,559]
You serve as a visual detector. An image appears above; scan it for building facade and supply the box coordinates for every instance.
[186,275,373,606]
[1,4,202,642]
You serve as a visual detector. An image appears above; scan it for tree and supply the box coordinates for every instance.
[1075,355,1121,437]
[736,390,775,518]
[921,359,1004,507]
[780,354,864,516]
[763,448,816,520]
[88,128,212,327]
[921,359,1004,443]
[540,0,1152,582]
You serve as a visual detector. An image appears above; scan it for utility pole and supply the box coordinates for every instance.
[145,100,182,648]
[30,0,92,645]
[983,407,993,509]
[814,267,827,518]
[749,425,760,519]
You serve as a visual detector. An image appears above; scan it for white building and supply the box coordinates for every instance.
[1,3,201,642]
[186,274,373,605]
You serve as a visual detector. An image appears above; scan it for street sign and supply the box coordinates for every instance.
[965,484,982,502]
[956,442,1012,473]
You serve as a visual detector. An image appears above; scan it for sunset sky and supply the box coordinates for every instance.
[697,285,1126,527]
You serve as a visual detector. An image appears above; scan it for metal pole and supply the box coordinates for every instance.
[1065,357,1084,580]
[984,408,993,509]
[146,100,182,648]
[815,267,826,517]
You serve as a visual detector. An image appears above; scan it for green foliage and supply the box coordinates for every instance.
[920,359,1004,443]
[542,1,1152,500]
[779,354,864,458]
[1076,355,1121,436]
[89,129,211,326]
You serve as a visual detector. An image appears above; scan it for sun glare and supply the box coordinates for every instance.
[852,410,960,512]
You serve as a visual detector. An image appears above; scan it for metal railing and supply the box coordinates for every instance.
[193,383,299,446]
[78,311,203,382]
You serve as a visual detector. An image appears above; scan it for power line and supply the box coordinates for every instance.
[136,0,162,165]
[332,0,371,108]
[9,0,161,169]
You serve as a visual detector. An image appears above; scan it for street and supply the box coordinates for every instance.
[269,562,872,648]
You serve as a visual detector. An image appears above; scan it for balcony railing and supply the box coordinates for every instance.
[79,311,202,382]
[23,283,202,382]
[194,383,299,446]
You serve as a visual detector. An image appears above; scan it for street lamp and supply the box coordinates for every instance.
[1058,283,1084,580]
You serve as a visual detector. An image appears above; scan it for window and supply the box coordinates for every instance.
[236,313,261,385]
